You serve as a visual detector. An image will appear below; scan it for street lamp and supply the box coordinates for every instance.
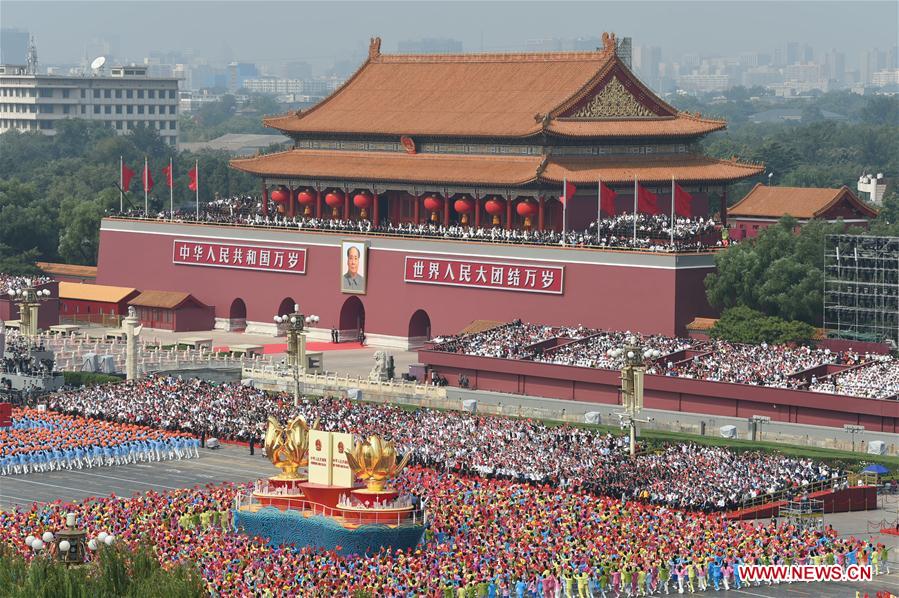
[607,336,660,457]
[274,304,319,403]
[843,424,865,452]
[7,284,52,337]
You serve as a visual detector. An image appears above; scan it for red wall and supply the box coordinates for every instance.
[420,350,899,432]
[96,220,717,340]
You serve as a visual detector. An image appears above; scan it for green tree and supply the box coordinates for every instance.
[860,95,899,125]
[710,306,815,345]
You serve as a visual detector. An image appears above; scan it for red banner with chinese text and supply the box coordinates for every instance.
[404,257,564,294]
[172,239,306,274]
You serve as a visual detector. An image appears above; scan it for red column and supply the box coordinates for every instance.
[474,194,481,228]
[720,187,728,226]
[372,191,379,225]
[505,195,513,230]
[288,187,297,218]
[443,194,450,225]
[538,195,545,231]
[344,189,351,220]
[315,188,322,219]
[261,181,269,217]
[413,193,420,224]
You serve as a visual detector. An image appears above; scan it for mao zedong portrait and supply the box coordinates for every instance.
[342,245,366,292]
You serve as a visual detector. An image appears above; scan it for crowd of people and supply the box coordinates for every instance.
[116,201,723,252]
[45,375,841,510]
[433,321,899,398]
[1,408,199,476]
[0,469,890,596]
[2,331,56,378]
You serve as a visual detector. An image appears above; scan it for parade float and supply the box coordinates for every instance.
[233,415,425,555]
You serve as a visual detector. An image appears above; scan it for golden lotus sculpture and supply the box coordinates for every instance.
[264,415,318,480]
[344,434,411,492]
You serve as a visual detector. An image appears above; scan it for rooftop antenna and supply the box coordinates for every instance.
[90,56,106,76]
[26,36,38,75]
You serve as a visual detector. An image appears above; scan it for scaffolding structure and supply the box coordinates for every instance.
[824,235,899,347]
[782,498,825,532]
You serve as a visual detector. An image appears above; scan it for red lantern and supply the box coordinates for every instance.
[324,191,344,218]
[516,199,538,229]
[297,190,315,216]
[270,187,290,204]
[454,197,474,225]
[423,196,443,222]
[484,198,505,226]
[353,192,372,219]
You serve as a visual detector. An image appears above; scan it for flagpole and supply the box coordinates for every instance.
[597,177,601,241]
[195,159,199,219]
[633,177,638,244]
[144,156,148,215]
[562,178,567,247]
[119,156,124,213]
[671,176,675,248]
[169,157,174,218]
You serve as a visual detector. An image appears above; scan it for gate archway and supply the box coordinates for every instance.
[339,296,365,342]
[408,309,431,347]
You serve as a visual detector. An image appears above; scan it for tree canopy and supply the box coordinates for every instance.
[710,306,816,345]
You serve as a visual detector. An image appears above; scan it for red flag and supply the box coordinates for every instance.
[600,182,617,216]
[637,184,660,215]
[560,180,577,204]
[142,164,154,193]
[121,163,135,191]
[162,164,173,188]
[674,183,693,217]
[188,166,198,192]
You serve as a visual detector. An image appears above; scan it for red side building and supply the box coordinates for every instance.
[96,35,763,347]
[728,184,878,239]
[128,290,215,332]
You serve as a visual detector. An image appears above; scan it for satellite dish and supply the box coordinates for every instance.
[90,56,106,71]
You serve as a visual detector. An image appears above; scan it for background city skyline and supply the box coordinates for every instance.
[4,1,898,70]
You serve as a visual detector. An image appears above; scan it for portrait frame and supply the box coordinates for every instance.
[340,240,369,295]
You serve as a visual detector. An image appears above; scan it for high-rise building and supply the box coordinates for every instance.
[0,63,180,146]
[825,49,846,83]
[228,62,258,91]
[786,42,800,65]
[0,28,29,65]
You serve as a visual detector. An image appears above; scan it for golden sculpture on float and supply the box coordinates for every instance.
[264,415,318,480]
[344,434,411,492]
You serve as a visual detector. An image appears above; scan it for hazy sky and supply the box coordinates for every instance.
[4,1,898,69]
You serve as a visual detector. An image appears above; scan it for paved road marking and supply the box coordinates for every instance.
[3,476,99,495]
[730,589,775,597]
[68,470,182,490]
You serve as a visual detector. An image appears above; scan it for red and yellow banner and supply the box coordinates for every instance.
[404,256,564,294]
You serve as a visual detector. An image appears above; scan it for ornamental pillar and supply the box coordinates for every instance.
[720,187,728,226]
[505,194,513,230]
[315,187,322,219]
[288,186,297,218]
[443,193,450,225]
[344,187,351,220]
[261,181,269,217]
[372,190,380,225]
[474,194,481,228]
[538,195,545,231]
[413,193,420,224]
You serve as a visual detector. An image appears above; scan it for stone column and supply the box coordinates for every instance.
[123,307,141,381]
[413,193,420,224]
[505,195,513,230]
[288,186,297,219]
[261,181,269,217]
[28,303,40,337]
[443,194,450,225]
[720,187,728,226]
[372,191,380,225]
[538,195,545,231]
[474,194,481,228]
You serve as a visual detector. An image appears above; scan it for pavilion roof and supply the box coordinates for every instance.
[263,35,725,140]
[231,149,763,186]
[729,184,878,219]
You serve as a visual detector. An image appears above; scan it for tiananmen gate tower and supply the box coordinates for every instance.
[97,34,764,347]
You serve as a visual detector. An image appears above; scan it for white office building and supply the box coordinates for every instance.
[0,63,180,146]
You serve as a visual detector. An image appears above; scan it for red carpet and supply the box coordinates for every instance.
[213,342,367,354]
[881,527,899,536]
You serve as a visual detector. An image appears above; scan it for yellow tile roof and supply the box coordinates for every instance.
[58,282,137,303]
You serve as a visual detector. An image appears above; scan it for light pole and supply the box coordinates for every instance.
[7,284,52,337]
[843,424,865,452]
[607,336,660,457]
[274,305,319,404]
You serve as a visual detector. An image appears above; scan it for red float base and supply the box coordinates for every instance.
[252,491,306,511]
[349,488,399,507]
[299,481,360,509]
[338,504,414,525]
[267,477,306,493]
